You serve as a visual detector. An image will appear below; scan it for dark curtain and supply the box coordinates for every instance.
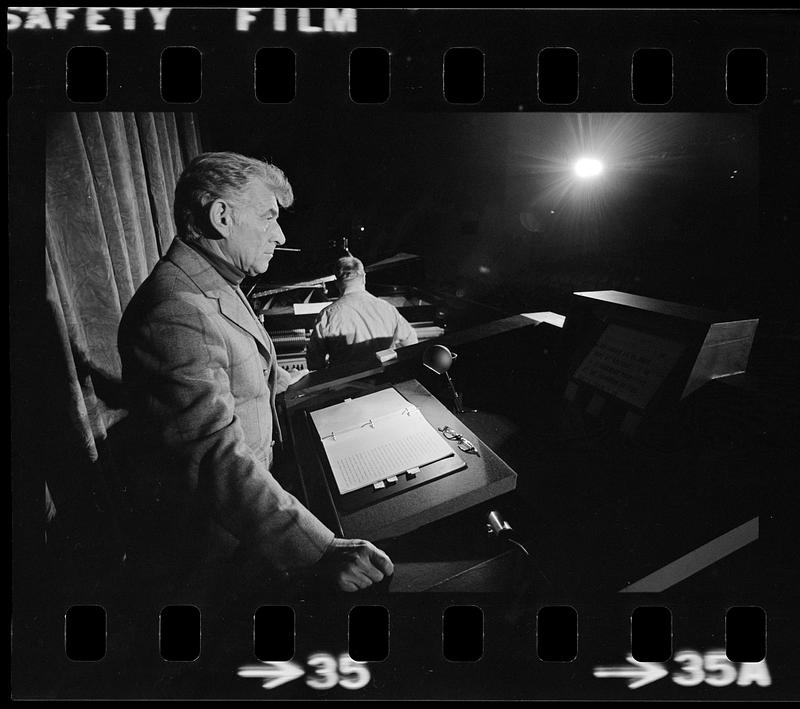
[43,112,202,572]
[45,111,202,459]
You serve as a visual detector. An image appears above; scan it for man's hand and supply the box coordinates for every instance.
[320,538,394,592]
[287,368,310,387]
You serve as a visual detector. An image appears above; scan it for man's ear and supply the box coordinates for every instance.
[208,198,233,238]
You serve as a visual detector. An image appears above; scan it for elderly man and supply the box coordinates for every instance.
[306,256,418,370]
[118,152,393,595]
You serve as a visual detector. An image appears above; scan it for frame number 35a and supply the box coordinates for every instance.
[673,650,770,687]
[594,650,771,690]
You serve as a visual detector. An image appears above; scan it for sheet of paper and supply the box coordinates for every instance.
[310,388,455,495]
[573,324,686,410]
[322,408,454,495]
[310,387,415,439]
[293,302,331,315]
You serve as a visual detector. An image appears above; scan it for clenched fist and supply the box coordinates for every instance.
[320,538,394,592]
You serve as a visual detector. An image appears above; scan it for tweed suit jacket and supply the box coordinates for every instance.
[118,238,334,581]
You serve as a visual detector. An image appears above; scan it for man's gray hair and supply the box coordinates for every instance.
[174,151,294,242]
[335,256,366,282]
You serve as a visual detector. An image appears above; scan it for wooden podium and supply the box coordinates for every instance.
[281,378,518,541]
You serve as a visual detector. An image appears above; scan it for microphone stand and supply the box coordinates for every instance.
[444,371,475,415]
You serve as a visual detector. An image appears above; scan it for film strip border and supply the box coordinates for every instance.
[50,45,770,106]
[64,602,767,666]
[18,591,789,699]
[8,9,798,111]
[9,8,798,701]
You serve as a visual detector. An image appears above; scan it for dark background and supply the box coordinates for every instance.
[200,110,772,320]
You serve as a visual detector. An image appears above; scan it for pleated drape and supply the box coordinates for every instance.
[45,112,202,462]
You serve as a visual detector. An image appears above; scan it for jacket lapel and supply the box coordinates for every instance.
[216,288,272,354]
[164,238,273,356]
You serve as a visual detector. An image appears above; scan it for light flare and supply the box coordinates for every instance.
[574,157,604,178]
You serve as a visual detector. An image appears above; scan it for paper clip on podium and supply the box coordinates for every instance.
[371,464,419,490]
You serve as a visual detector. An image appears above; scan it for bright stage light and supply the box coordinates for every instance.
[574,157,604,178]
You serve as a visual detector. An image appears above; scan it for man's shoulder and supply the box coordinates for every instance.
[312,299,340,329]
[121,259,214,330]
[317,293,353,317]
[362,291,402,316]
[341,290,384,306]
[136,258,203,302]
[323,291,369,313]
[327,291,400,318]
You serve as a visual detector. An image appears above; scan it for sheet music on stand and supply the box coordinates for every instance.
[309,387,456,495]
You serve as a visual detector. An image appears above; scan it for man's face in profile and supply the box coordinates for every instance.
[221,179,286,276]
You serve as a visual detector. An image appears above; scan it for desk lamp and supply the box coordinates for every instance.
[422,344,474,414]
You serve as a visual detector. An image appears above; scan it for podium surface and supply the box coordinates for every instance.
[282,378,517,542]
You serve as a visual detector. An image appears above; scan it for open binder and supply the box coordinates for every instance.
[309,387,460,496]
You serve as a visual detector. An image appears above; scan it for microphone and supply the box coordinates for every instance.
[422,345,474,414]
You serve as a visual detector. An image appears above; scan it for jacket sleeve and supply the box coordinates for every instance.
[121,296,334,571]
[393,310,419,348]
[274,364,294,394]
[305,314,329,370]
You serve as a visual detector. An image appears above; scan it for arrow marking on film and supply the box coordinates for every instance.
[593,654,668,689]
[237,661,305,689]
